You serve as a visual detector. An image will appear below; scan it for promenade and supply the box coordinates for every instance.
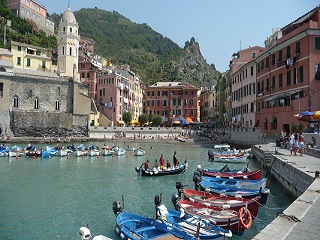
[253,143,320,240]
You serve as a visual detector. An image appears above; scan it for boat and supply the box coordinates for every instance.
[177,137,187,142]
[88,144,101,157]
[133,148,145,156]
[0,145,9,157]
[199,180,270,199]
[125,145,136,151]
[154,195,232,239]
[79,226,113,240]
[175,183,261,218]
[8,145,24,157]
[201,177,268,191]
[135,162,188,176]
[112,146,126,156]
[112,201,196,240]
[198,165,262,180]
[25,145,41,158]
[76,144,88,157]
[56,148,73,157]
[213,154,247,163]
[173,198,248,236]
[41,145,57,158]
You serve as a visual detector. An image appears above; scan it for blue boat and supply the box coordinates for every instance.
[201,177,268,191]
[0,145,9,157]
[41,145,57,158]
[156,204,232,239]
[113,201,196,240]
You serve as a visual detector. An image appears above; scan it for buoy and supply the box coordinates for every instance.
[16,156,18,159]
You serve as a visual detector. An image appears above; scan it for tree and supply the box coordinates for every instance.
[152,114,162,126]
[122,111,132,124]
[139,113,149,126]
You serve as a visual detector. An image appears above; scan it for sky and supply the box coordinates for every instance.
[38,0,319,72]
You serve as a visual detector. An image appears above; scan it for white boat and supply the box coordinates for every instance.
[133,148,145,156]
[56,148,73,157]
[111,146,126,156]
[8,145,24,157]
[213,154,247,163]
[88,149,101,156]
[101,148,114,156]
[76,144,88,157]
[79,226,113,240]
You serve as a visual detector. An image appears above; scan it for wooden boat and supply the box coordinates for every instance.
[134,148,145,156]
[88,144,101,157]
[178,186,261,218]
[56,148,73,157]
[101,148,114,156]
[174,199,247,236]
[8,145,24,157]
[199,180,270,199]
[113,200,196,240]
[201,177,267,191]
[76,144,88,157]
[41,146,57,158]
[213,154,247,163]
[135,162,188,176]
[111,146,126,156]
[0,145,9,157]
[200,167,262,180]
[25,145,41,157]
[156,204,232,239]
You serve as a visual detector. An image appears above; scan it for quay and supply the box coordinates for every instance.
[252,143,320,240]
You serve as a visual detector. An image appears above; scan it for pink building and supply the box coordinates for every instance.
[229,46,264,128]
[255,6,320,135]
[144,82,199,124]
[96,65,143,126]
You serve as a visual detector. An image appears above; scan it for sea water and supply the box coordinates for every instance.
[0,140,294,239]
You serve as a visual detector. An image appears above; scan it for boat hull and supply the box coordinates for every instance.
[137,163,188,176]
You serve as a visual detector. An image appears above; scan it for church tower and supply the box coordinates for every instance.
[57,5,80,81]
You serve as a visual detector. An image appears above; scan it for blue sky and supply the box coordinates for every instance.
[38,0,319,72]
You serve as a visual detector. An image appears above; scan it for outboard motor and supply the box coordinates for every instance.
[196,165,203,176]
[176,182,184,198]
[193,172,201,191]
[112,201,123,215]
[79,227,92,240]
[171,194,180,211]
[260,188,270,205]
[154,195,161,207]
[135,166,141,173]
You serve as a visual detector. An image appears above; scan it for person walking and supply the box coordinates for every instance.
[299,133,305,156]
[289,132,295,155]
[293,133,299,156]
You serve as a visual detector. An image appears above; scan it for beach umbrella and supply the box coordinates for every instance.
[311,111,320,120]
[293,111,315,121]
[185,117,193,123]
[173,120,181,124]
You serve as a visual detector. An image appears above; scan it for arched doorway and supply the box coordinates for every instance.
[271,116,277,130]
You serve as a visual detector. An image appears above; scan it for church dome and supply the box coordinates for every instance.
[61,5,77,24]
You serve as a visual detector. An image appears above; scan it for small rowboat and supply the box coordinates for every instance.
[133,148,145,156]
[179,186,261,218]
[135,162,188,177]
[174,199,247,235]
[213,154,247,163]
[8,145,24,157]
[200,167,262,180]
[201,177,268,191]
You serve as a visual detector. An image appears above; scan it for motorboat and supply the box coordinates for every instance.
[76,144,88,157]
[79,226,113,240]
[134,148,145,156]
[112,146,126,156]
[41,145,57,158]
[88,144,101,157]
[125,145,136,151]
[0,145,9,157]
[135,162,188,177]
[8,145,24,157]
[201,177,268,191]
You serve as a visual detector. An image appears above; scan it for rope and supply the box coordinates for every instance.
[277,212,301,222]
[297,199,313,204]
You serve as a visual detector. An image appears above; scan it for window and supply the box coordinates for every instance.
[157,91,160,96]
[271,54,275,65]
[62,47,65,55]
[286,46,291,58]
[36,50,41,56]
[163,99,167,107]
[0,82,3,98]
[157,100,160,106]
[87,72,90,78]
[266,57,269,68]
[315,37,320,50]
[266,78,270,91]
[151,100,154,106]
[250,66,253,76]
[70,27,72,33]
[299,66,303,83]
[279,73,283,88]
[34,99,39,109]
[278,50,283,63]
[18,46,21,52]
[81,73,85,78]
[27,58,31,66]
[287,70,291,86]
[190,99,194,105]
[272,76,275,89]
[296,42,300,54]
[69,47,72,56]
[28,90,32,98]
[42,61,45,68]
[252,52,256,58]
[55,100,60,110]
[17,57,21,65]
[63,27,65,32]
[13,97,19,108]
[57,87,60,96]
[152,91,154,96]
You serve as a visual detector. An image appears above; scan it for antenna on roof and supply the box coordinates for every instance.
[239,40,242,51]
[68,0,70,7]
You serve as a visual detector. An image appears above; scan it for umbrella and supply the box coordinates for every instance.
[173,120,181,124]
[293,111,315,121]
[185,117,193,123]
[311,111,320,120]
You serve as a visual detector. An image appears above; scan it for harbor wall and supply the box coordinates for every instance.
[213,127,262,146]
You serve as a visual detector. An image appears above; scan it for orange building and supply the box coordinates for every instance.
[144,82,199,124]
[255,7,320,136]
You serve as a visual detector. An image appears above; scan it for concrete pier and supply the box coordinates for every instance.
[253,143,320,240]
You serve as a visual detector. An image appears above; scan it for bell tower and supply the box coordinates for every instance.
[57,5,80,81]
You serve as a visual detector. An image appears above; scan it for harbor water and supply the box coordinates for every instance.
[0,140,294,239]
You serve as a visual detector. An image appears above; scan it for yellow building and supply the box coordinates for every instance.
[11,40,53,72]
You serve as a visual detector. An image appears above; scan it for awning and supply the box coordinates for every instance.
[265,89,299,101]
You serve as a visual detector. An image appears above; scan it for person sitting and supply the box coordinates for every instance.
[166,160,172,169]
[153,159,159,169]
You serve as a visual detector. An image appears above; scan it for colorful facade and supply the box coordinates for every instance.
[255,7,320,135]
[199,85,215,123]
[144,82,199,123]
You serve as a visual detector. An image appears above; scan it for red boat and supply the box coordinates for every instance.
[25,150,41,157]
[202,168,262,180]
[182,187,261,219]
[174,199,249,235]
